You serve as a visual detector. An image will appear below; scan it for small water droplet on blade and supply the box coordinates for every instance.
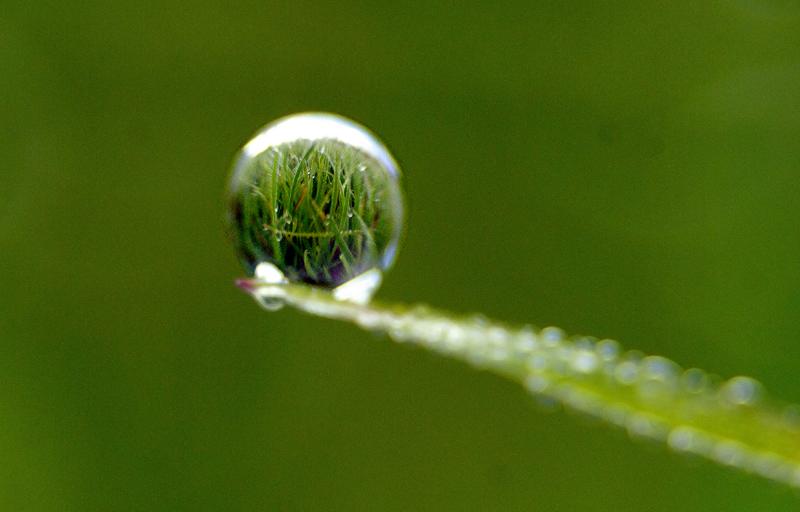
[332,269,383,305]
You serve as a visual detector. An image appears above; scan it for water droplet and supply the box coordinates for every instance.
[527,354,548,373]
[255,261,287,284]
[720,376,762,406]
[626,413,667,440]
[713,440,747,468]
[615,361,639,385]
[637,356,680,401]
[752,453,785,481]
[525,375,551,394]
[680,368,709,394]
[783,405,800,428]
[668,426,713,455]
[667,426,697,452]
[570,348,599,374]
[574,336,595,351]
[792,467,800,488]
[226,112,405,298]
[595,339,619,361]
[443,325,467,350]
[514,326,538,354]
[603,404,630,427]
[614,352,643,385]
[641,356,679,381]
[246,262,289,311]
[332,268,383,305]
[540,326,564,346]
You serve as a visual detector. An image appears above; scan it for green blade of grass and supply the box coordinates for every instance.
[239,278,800,491]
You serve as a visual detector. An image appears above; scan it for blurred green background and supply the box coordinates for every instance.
[3,1,800,510]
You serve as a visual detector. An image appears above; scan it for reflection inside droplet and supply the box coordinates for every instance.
[226,112,405,305]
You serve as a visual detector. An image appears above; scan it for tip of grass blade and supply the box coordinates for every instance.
[235,278,257,293]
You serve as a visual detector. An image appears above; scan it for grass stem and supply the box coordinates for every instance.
[240,278,800,489]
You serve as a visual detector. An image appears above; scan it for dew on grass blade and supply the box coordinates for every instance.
[226,112,405,308]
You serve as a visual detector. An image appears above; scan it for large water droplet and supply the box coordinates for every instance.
[226,112,405,302]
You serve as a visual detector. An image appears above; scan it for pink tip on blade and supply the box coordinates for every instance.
[235,278,256,293]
